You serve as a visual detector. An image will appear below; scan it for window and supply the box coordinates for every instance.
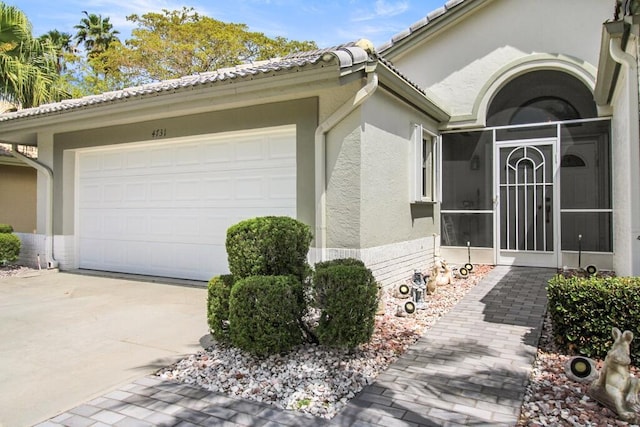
[411,125,437,203]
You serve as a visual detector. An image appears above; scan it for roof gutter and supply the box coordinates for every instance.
[314,68,378,262]
[7,144,58,269]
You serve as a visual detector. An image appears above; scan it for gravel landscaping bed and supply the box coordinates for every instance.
[158,264,493,419]
[0,264,37,279]
[518,312,640,427]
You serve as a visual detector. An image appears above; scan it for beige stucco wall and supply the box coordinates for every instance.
[51,98,318,239]
[325,109,362,248]
[389,0,610,122]
[323,87,442,285]
[360,90,440,247]
[0,163,37,232]
[325,88,441,250]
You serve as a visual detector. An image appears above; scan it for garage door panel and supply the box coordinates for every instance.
[103,184,124,202]
[79,183,102,203]
[79,153,102,174]
[177,144,202,163]
[103,215,125,236]
[150,181,173,201]
[269,175,297,199]
[81,205,296,239]
[269,136,296,159]
[235,176,265,199]
[236,139,265,161]
[125,183,146,202]
[79,214,102,236]
[102,152,124,171]
[203,178,232,200]
[175,180,201,201]
[150,148,173,168]
[78,126,296,280]
[79,238,103,266]
[126,216,148,235]
[124,240,150,267]
[203,143,232,163]
[125,149,148,169]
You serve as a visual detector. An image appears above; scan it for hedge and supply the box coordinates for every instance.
[225,216,312,282]
[229,275,305,357]
[313,261,379,349]
[0,233,21,265]
[207,274,235,343]
[0,224,14,234]
[548,275,640,364]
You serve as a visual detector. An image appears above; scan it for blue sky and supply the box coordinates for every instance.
[11,0,446,49]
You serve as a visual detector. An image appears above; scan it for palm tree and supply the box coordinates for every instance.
[39,30,74,73]
[0,2,68,108]
[74,11,120,58]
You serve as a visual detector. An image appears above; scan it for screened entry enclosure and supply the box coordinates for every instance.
[441,119,611,267]
[440,70,612,268]
[439,69,612,267]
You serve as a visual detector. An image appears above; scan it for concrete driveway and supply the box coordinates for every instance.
[0,271,208,427]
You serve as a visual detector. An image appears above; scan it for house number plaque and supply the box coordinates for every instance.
[151,128,167,138]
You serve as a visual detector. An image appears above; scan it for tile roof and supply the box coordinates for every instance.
[373,53,428,97]
[378,0,468,52]
[0,42,375,123]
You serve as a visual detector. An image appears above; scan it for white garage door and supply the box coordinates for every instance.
[77,125,296,281]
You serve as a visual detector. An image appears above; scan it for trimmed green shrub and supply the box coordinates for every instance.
[311,258,365,308]
[207,274,235,343]
[313,261,379,349]
[548,275,640,363]
[314,257,365,271]
[226,216,313,281]
[0,224,14,234]
[229,275,305,356]
[0,233,21,265]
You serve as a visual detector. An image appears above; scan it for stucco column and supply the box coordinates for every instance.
[610,35,640,275]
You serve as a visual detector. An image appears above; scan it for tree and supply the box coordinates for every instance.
[112,7,317,83]
[0,2,68,107]
[39,30,74,73]
[74,11,120,58]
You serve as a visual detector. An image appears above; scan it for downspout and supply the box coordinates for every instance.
[8,144,58,269]
[314,71,378,262]
[609,36,640,274]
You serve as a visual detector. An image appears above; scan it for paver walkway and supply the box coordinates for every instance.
[37,266,551,427]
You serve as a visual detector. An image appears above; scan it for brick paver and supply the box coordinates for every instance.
[331,266,551,426]
[37,266,550,427]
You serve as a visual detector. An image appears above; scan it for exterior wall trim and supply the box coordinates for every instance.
[445,54,598,129]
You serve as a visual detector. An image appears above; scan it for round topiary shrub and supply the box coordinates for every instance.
[225,216,312,282]
[312,258,365,307]
[313,261,379,349]
[0,224,14,234]
[0,233,21,265]
[207,274,235,343]
[229,275,305,356]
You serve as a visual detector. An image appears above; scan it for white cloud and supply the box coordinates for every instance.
[351,0,409,22]
[375,0,409,17]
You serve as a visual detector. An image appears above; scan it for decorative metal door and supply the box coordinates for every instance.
[496,139,558,266]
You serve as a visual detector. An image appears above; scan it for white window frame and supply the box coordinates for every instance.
[411,124,438,203]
